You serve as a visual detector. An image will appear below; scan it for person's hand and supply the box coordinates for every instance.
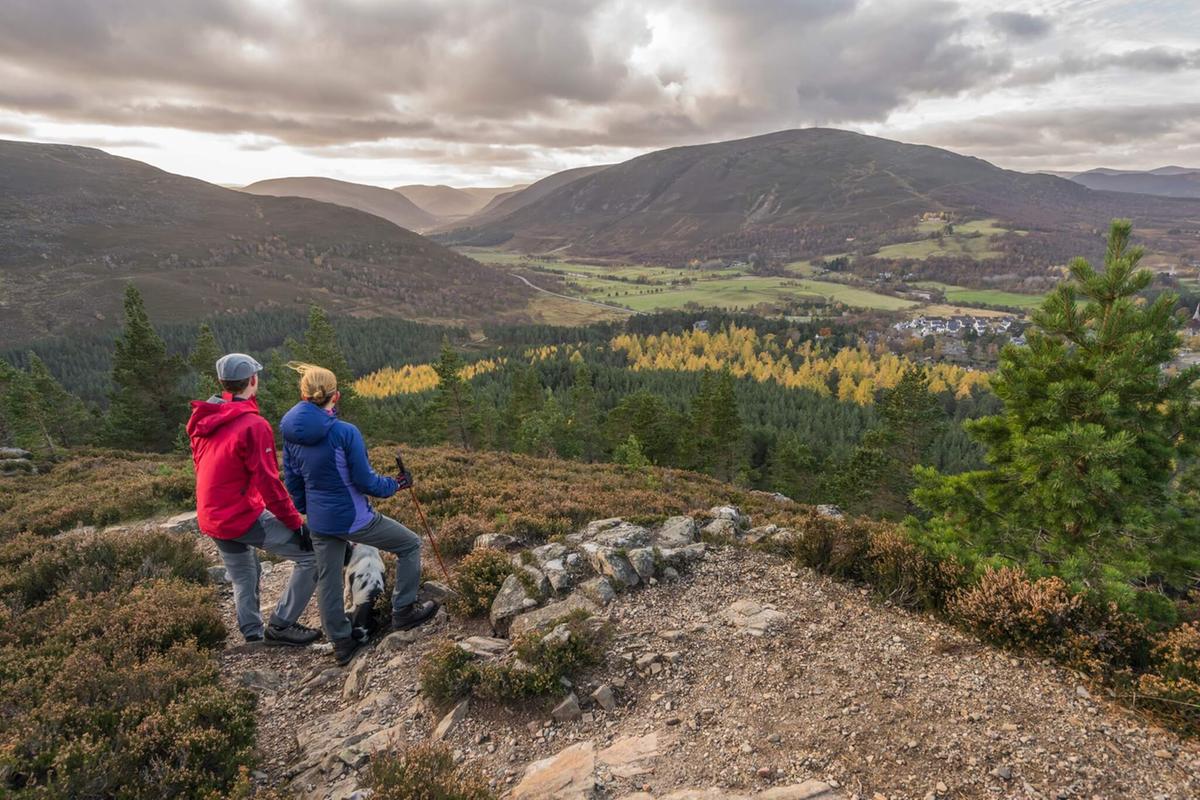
[295,523,314,552]
[396,469,414,491]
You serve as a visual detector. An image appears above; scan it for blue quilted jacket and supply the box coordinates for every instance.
[280,401,398,535]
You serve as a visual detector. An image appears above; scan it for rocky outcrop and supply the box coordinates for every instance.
[490,511,716,637]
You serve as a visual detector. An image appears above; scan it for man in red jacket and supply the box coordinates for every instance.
[187,353,320,646]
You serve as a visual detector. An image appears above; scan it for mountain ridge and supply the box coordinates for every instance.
[0,140,530,347]
[439,128,1200,262]
[241,176,438,231]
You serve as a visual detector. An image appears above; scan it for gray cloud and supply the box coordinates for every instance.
[895,104,1200,169]
[1,0,1195,176]
[1007,47,1200,86]
[0,0,1006,154]
[988,11,1052,39]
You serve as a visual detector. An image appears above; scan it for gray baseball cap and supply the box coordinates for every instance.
[215,353,263,381]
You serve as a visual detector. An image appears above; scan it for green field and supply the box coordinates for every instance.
[459,246,913,312]
[876,218,1024,261]
[915,281,1045,309]
[569,275,917,312]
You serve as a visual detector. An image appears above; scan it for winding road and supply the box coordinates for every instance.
[511,272,639,315]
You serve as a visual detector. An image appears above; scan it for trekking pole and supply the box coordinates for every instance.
[396,451,452,582]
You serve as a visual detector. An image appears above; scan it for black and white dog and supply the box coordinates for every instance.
[344,542,386,633]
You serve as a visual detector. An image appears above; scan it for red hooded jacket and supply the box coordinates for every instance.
[186,395,303,539]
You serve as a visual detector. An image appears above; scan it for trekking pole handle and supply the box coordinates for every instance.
[395,449,407,474]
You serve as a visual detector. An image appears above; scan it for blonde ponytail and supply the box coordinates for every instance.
[287,361,338,404]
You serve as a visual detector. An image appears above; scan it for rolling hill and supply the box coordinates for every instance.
[1067,167,1200,199]
[394,183,526,220]
[0,141,531,348]
[440,128,1200,262]
[241,176,437,231]
[454,165,611,228]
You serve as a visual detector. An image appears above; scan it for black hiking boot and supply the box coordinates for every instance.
[392,600,439,631]
[333,627,369,666]
[264,621,321,647]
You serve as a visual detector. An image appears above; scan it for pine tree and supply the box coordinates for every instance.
[567,362,600,461]
[516,393,567,457]
[689,370,718,472]
[768,433,818,503]
[291,305,361,419]
[913,220,1200,620]
[502,364,544,447]
[106,286,187,451]
[188,323,223,400]
[257,349,295,431]
[26,354,93,451]
[613,434,650,469]
[432,340,475,450]
[852,366,946,517]
[708,369,743,481]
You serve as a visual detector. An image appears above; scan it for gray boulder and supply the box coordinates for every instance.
[509,595,601,639]
[626,547,657,580]
[701,518,739,540]
[590,522,650,549]
[652,516,698,548]
[582,544,640,588]
[489,574,538,633]
[577,577,617,606]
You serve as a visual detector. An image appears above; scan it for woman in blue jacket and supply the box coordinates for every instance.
[281,363,438,664]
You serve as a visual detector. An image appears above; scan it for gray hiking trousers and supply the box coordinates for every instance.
[312,512,423,642]
[213,510,318,639]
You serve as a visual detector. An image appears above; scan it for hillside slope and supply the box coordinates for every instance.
[443,129,1200,262]
[449,164,611,230]
[241,176,437,230]
[5,447,1198,798]
[0,141,530,347]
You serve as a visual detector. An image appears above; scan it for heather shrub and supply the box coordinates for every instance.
[0,530,208,611]
[450,548,514,616]
[420,614,606,706]
[0,533,255,799]
[864,526,964,610]
[949,567,1084,649]
[1137,623,1200,730]
[498,511,570,541]
[475,615,606,703]
[436,514,492,557]
[948,566,1149,675]
[783,512,872,579]
[420,641,480,705]
[367,743,494,800]
[0,451,195,535]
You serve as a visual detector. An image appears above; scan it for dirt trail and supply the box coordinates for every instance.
[200,531,1199,800]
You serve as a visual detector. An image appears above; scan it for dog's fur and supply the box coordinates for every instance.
[344,543,386,632]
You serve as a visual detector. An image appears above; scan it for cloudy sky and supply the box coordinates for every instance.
[1,0,1198,187]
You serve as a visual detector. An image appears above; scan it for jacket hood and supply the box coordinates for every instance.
[280,401,337,446]
[186,395,260,439]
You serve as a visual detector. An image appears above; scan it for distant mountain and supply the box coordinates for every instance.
[440,128,1200,261]
[1067,167,1200,199]
[241,176,437,231]
[458,165,611,228]
[0,141,530,348]
[393,183,525,219]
